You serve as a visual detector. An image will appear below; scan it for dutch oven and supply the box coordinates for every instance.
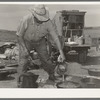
[81,77,100,88]
[0,65,5,69]
[81,67,100,77]
[56,81,81,88]
[0,63,5,69]
[88,68,100,76]
[0,70,9,80]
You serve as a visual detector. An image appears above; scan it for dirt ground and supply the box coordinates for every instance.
[0,47,100,88]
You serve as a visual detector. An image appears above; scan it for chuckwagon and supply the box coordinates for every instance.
[53,10,90,63]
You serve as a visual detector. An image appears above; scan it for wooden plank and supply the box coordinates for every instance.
[65,44,90,48]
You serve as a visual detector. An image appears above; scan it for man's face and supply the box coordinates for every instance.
[34,16,44,24]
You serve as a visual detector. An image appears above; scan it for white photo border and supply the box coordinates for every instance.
[0,1,100,98]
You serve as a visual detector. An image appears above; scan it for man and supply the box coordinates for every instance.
[16,5,65,86]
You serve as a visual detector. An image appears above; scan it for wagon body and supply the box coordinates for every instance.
[52,10,90,63]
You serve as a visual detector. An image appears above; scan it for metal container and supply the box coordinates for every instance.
[88,69,100,76]
[81,77,100,88]
[81,67,100,76]
[0,71,9,80]
[56,81,81,88]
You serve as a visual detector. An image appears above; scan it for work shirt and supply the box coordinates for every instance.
[16,14,58,43]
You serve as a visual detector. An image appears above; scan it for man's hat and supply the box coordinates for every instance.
[29,5,49,22]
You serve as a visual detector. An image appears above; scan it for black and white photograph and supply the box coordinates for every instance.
[0,2,100,89]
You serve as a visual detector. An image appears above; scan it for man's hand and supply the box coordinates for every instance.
[58,50,65,62]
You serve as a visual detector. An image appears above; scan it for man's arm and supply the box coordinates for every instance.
[16,17,28,50]
[52,13,65,49]
[47,20,65,61]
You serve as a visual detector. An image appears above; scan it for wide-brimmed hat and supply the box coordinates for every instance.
[29,5,49,22]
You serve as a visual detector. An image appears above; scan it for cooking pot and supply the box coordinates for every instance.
[56,81,81,88]
[81,67,100,77]
[0,65,5,69]
[0,70,9,80]
[81,77,100,88]
[88,68,100,76]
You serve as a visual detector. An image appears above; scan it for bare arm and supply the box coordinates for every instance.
[47,20,65,61]
[16,17,28,50]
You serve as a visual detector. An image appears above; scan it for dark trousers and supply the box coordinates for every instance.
[17,38,55,84]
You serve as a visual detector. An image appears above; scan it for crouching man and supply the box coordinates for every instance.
[16,5,65,87]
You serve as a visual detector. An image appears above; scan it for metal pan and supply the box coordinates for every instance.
[56,81,81,88]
